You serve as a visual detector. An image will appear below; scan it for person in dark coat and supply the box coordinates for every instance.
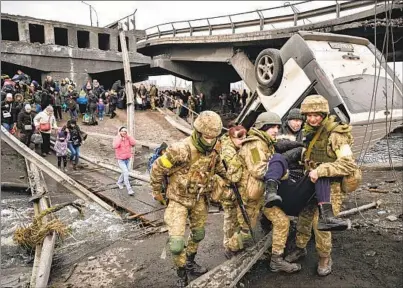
[17,103,36,147]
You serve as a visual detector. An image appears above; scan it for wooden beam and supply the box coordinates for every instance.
[1,126,116,213]
[118,22,136,169]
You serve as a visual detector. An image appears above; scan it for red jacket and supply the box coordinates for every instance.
[112,135,136,160]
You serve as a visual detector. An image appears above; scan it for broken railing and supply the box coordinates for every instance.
[140,1,375,40]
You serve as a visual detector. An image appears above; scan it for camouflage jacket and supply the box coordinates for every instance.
[220,134,243,183]
[150,136,226,208]
[303,115,358,179]
[211,134,244,204]
[238,128,276,201]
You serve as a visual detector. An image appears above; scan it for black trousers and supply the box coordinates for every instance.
[20,131,33,147]
[54,106,63,120]
[41,132,51,154]
[277,175,316,217]
[58,156,67,168]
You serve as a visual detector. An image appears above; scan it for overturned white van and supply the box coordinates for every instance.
[237,31,403,159]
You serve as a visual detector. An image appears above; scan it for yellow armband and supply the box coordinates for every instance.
[159,154,173,168]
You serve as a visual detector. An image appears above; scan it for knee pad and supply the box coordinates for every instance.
[191,228,205,243]
[169,236,185,255]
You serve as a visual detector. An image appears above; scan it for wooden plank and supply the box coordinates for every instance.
[164,115,192,135]
[25,160,57,288]
[97,187,164,223]
[188,232,273,288]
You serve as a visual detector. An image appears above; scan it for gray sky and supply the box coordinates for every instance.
[2,1,287,29]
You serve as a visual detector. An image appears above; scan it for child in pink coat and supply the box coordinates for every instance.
[112,126,136,195]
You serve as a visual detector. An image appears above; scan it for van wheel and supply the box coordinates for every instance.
[255,49,283,89]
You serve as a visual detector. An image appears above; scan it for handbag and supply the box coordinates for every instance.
[31,133,43,144]
[39,115,51,131]
[24,115,33,131]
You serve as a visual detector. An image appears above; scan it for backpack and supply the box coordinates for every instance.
[147,142,168,173]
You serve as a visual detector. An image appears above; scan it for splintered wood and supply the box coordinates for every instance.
[188,232,272,288]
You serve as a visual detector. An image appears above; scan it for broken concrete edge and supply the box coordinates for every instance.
[360,162,403,171]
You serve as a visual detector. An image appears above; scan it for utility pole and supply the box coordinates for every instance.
[89,4,93,26]
[118,22,136,168]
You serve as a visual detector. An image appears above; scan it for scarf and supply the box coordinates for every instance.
[191,131,216,154]
[248,127,276,146]
[302,115,329,144]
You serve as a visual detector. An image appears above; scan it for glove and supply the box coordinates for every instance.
[153,192,167,206]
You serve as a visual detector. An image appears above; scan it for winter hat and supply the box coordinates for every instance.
[24,103,32,112]
[58,131,66,141]
[287,108,304,121]
[119,126,128,133]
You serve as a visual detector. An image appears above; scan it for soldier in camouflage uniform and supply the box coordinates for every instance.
[285,95,358,276]
[149,84,157,110]
[211,125,247,259]
[225,112,290,254]
[150,111,226,287]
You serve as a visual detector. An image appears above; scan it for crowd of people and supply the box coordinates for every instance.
[149,95,361,287]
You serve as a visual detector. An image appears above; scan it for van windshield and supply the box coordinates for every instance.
[334,75,402,113]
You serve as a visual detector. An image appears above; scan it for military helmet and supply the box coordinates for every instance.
[193,111,223,138]
[254,111,282,130]
[300,95,329,114]
[287,108,304,121]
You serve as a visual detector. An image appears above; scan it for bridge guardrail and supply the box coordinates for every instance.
[139,0,376,41]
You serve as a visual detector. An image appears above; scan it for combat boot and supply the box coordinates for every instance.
[264,179,282,208]
[284,247,307,263]
[270,253,302,273]
[317,203,351,231]
[176,267,188,287]
[317,256,332,276]
[185,253,208,276]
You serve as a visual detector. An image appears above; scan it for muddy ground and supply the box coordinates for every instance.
[1,109,403,288]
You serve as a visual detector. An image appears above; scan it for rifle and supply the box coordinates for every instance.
[222,160,257,244]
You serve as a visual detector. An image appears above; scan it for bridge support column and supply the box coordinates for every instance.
[44,24,55,45]
[110,32,118,51]
[229,50,257,93]
[18,22,30,42]
[89,31,98,49]
[192,80,230,110]
[68,28,78,47]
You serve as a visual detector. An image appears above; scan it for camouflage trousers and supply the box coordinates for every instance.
[237,196,263,233]
[295,182,345,257]
[222,202,240,251]
[227,196,263,251]
[164,198,208,268]
[150,96,156,110]
[262,206,290,255]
